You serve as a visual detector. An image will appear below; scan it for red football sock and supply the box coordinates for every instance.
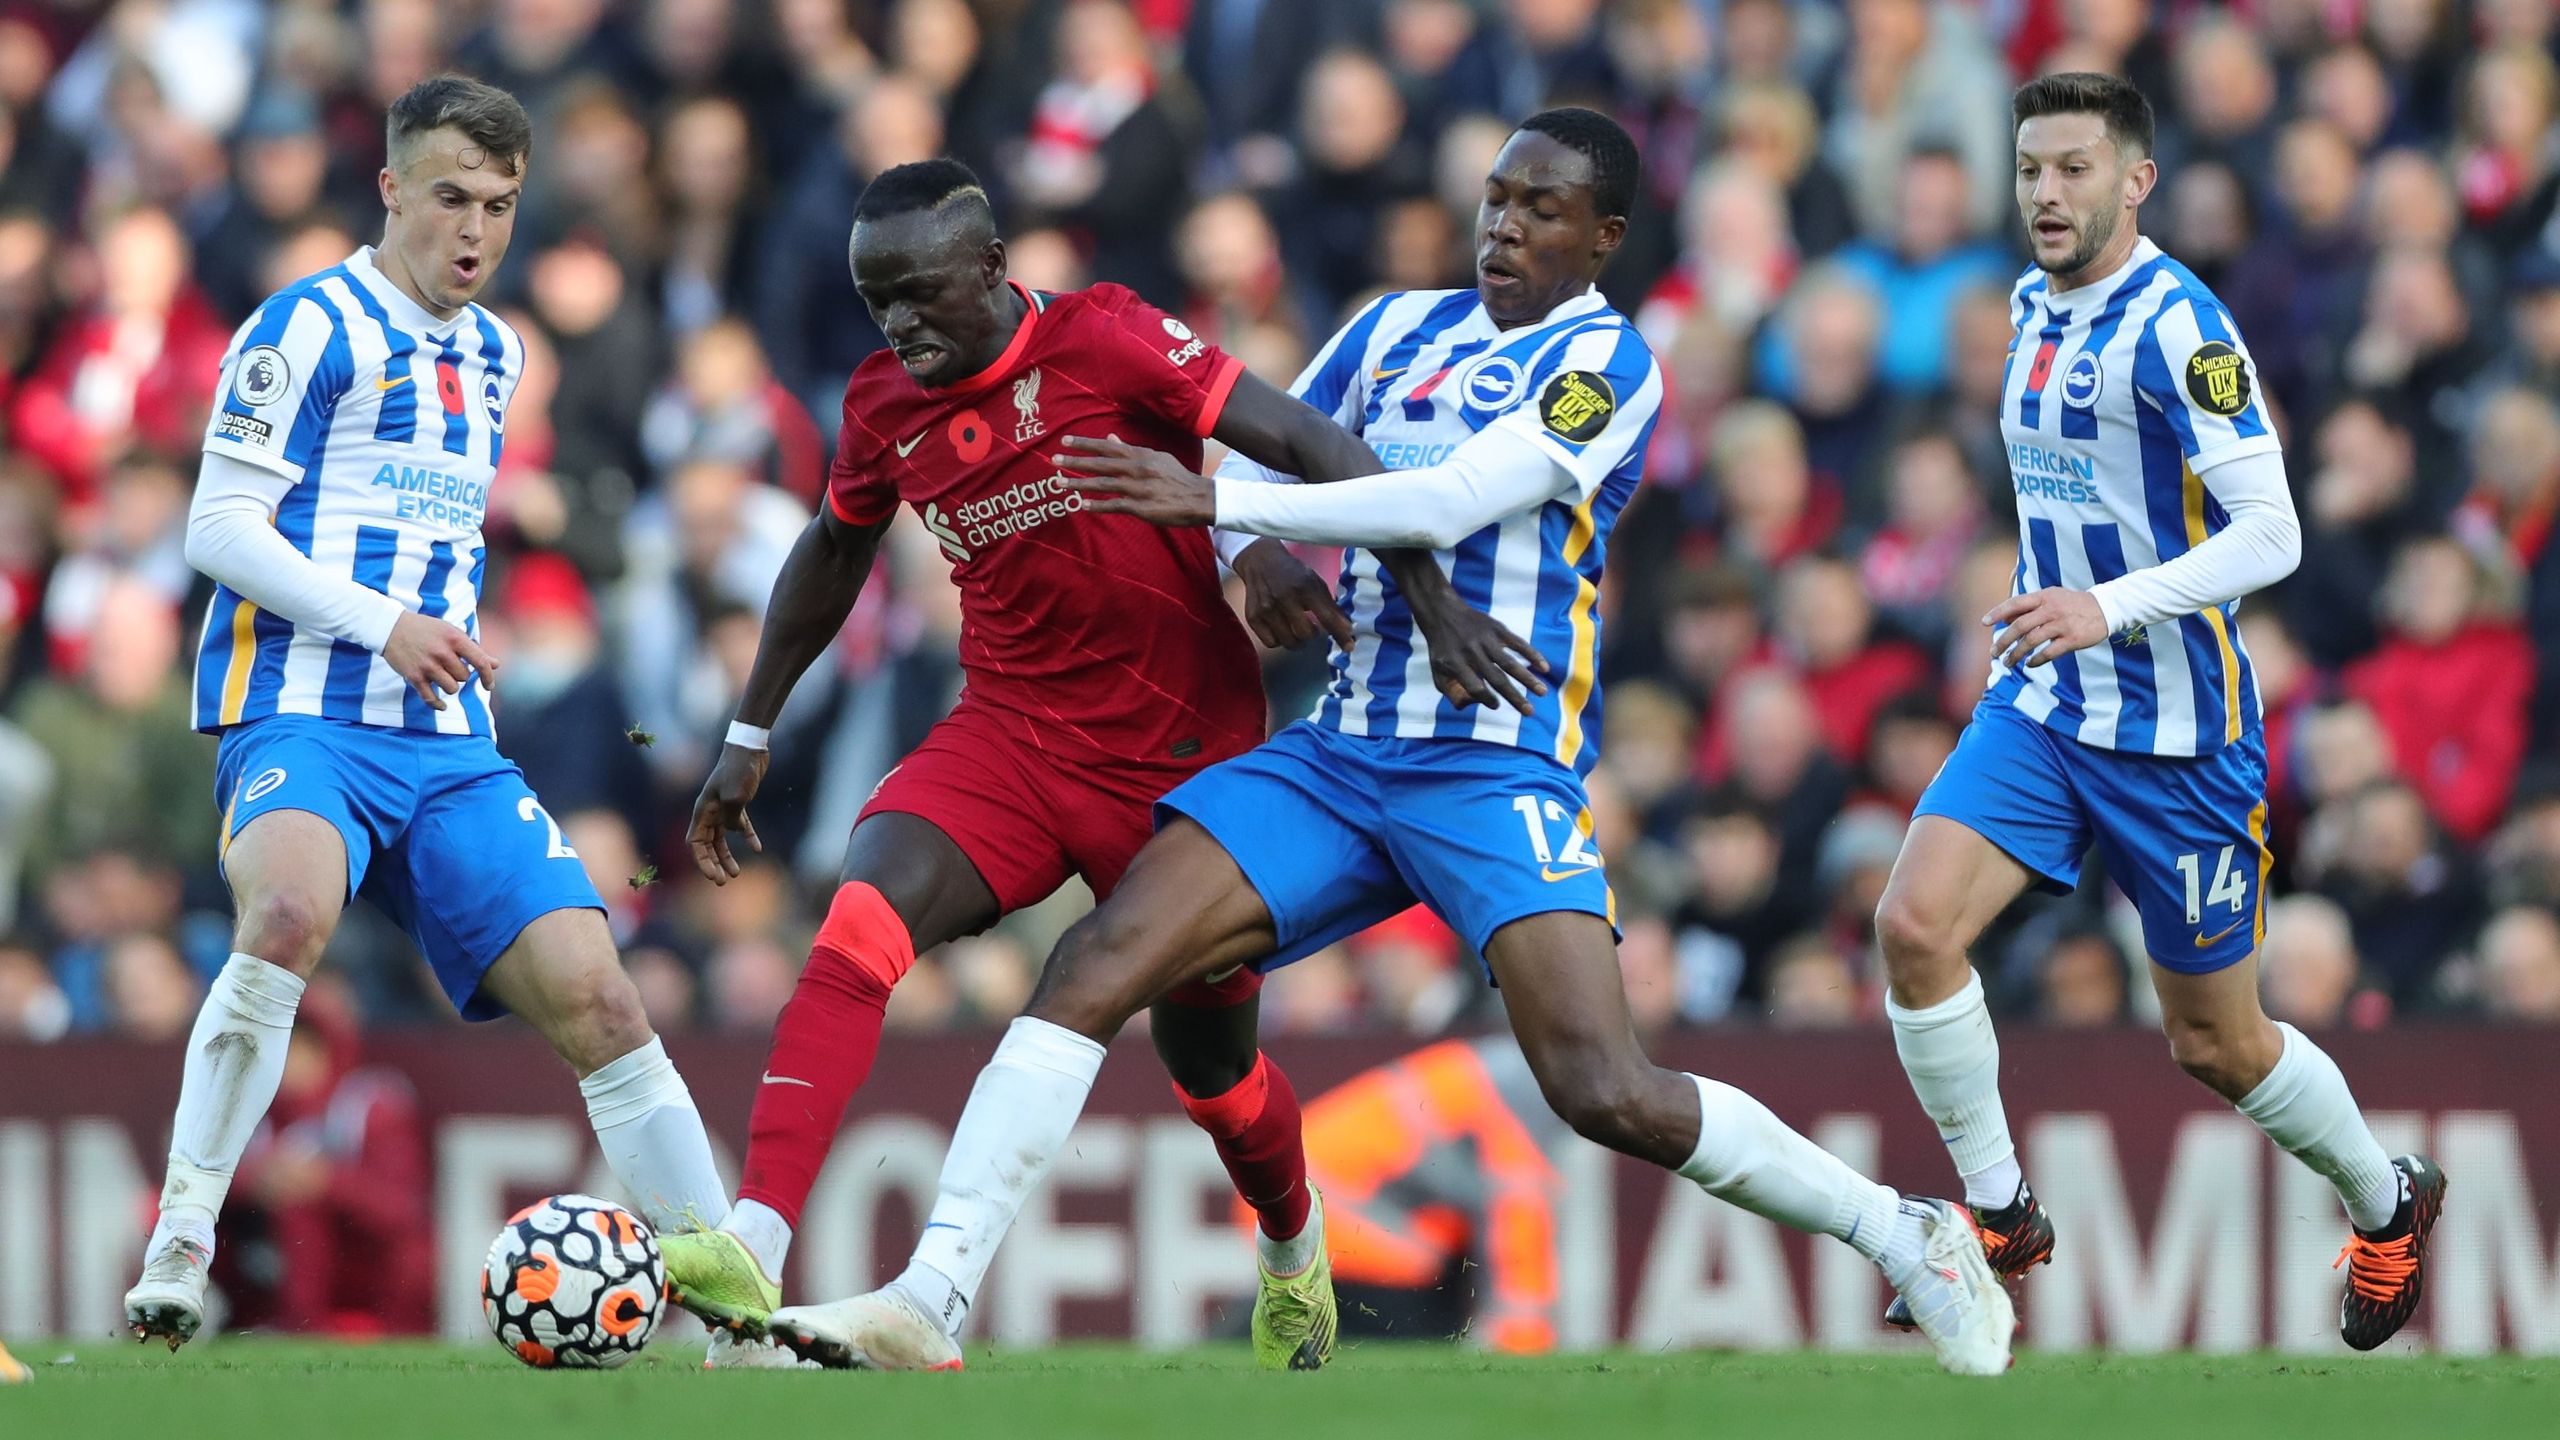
[737,882,912,1228]
[1176,1051,1312,1242]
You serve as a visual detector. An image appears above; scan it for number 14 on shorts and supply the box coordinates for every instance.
[1513,796,1601,882]
[2174,844,2248,927]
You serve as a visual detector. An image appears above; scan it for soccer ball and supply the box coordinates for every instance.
[482,1194,665,1369]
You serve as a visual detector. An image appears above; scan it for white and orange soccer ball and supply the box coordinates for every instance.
[482,1194,665,1369]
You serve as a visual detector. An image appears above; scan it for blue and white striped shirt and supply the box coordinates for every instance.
[1221,288,1662,774]
[192,247,522,736]
[1990,238,2277,757]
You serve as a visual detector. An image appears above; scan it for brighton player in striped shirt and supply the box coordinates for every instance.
[764,109,2016,1378]
[1872,72,2442,1349]
[124,77,732,1348]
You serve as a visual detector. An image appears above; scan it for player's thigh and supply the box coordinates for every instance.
[2083,735,2272,975]
[213,717,405,971]
[1369,740,1616,972]
[840,810,1005,953]
[1030,817,1288,1034]
[376,747,606,1025]
[851,712,1065,943]
[1480,910,1690,1167]
[1884,704,2088,969]
[478,907,651,1074]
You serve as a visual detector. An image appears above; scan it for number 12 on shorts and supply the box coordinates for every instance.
[519,796,580,860]
[2174,844,2247,926]
[1513,795,1599,878]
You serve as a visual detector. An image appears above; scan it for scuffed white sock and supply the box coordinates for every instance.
[1258,1192,1323,1278]
[2236,1022,2402,1231]
[907,1016,1108,1338]
[725,1197,792,1279]
[1888,971,2023,1210]
[156,953,307,1256]
[1679,1074,1902,1263]
[580,1037,731,1235]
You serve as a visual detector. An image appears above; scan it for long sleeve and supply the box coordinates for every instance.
[185,450,408,652]
[2089,448,2300,634]
[1213,425,1572,551]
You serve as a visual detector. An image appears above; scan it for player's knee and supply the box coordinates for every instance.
[1028,911,1152,1037]
[1873,886,1958,974]
[549,963,654,1073]
[1541,1061,1651,1153]
[232,889,337,974]
[2163,1016,2253,1099]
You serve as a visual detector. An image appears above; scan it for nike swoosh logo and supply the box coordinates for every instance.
[375,373,413,391]
[895,433,924,457]
[1539,864,1597,883]
[1373,366,1408,381]
[2194,920,2246,947]
[760,1073,814,1088]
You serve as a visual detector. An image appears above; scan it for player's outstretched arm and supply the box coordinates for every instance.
[689,505,892,882]
[1187,370,1553,712]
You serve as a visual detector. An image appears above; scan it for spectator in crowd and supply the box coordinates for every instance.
[2163,17,2280,180]
[2452,45,2557,253]
[2477,904,2560,1022]
[2303,780,2484,1005]
[1857,426,1984,650]
[1832,146,2012,394]
[1765,934,1861,1028]
[1011,0,1194,304]
[2036,928,2130,1029]
[2260,894,2374,1030]
[1670,789,1806,1019]
[2457,387,2560,752]
[1714,79,1857,262]
[2284,398,2422,669]
[1770,554,1932,765]
[101,930,198,1042]
[2342,535,2533,845]
[1706,400,1840,575]
[1823,0,2010,239]
[1278,48,1428,325]
[2226,119,2367,421]
[0,935,68,1041]
[2491,249,2560,397]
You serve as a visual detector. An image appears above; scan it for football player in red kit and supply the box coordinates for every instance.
[661,159,1544,1370]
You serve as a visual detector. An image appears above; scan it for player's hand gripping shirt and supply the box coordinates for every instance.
[1217,288,1661,775]
[826,282,1265,772]
[192,246,520,736]
[1992,237,2277,757]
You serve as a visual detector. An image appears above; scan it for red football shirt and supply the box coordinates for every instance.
[828,281,1265,773]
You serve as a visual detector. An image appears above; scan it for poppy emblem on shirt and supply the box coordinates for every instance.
[948,408,993,463]
[435,358,466,415]
[2023,339,2059,394]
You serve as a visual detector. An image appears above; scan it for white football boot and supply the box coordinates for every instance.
[768,1286,963,1372]
[124,1236,214,1351]
[704,1329,820,1370]
[1889,1199,2016,1377]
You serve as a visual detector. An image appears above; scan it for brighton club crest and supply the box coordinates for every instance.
[1013,368,1046,443]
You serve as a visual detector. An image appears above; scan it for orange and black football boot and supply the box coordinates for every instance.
[1884,1183,2055,1330]
[2337,1155,2447,1352]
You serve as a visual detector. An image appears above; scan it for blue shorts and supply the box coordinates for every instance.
[214,715,605,1020]
[1158,722,1617,975]
[1915,700,2270,973]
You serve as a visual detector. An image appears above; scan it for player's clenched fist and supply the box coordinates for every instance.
[689,745,770,883]
[381,611,500,711]
[1985,586,2110,669]
[1229,538,1354,651]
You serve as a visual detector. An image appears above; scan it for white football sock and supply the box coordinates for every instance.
[1888,971,2024,1210]
[152,953,306,1257]
[2236,1022,2403,1231]
[903,1016,1108,1337]
[725,1197,793,1279]
[1679,1075,1903,1265]
[1258,1195,1323,1279]
[579,1037,731,1235]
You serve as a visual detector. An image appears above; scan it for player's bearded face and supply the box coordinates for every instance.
[379,126,519,316]
[2015,113,2146,280]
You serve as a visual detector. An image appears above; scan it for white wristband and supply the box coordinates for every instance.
[724,721,772,751]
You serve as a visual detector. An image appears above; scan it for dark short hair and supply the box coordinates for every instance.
[854,158,997,241]
[387,74,532,177]
[2012,71,2156,158]
[1516,106,1641,220]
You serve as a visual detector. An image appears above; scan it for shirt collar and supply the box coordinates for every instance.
[2043,236,2160,313]
[1474,285,1610,336]
[346,246,469,337]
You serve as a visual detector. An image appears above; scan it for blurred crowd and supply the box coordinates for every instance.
[3,0,2560,1049]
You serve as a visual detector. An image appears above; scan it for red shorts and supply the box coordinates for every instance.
[858,702,1240,913]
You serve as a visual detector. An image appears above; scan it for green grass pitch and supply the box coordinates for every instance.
[8,1341,2557,1439]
